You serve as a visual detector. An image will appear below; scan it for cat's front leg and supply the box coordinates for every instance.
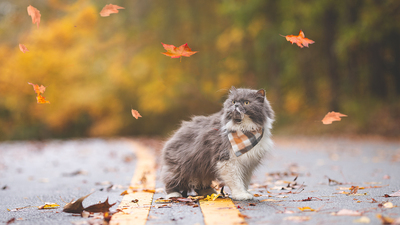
[217,161,254,200]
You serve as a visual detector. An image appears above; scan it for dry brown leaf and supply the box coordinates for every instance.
[63,193,91,213]
[27,5,41,28]
[322,111,347,124]
[376,214,396,224]
[84,198,116,213]
[19,44,29,53]
[100,4,124,17]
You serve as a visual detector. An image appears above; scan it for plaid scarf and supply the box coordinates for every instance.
[228,128,264,157]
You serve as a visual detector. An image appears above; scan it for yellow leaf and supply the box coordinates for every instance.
[298,207,314,212]
[38,203,60,209]
[353,216,371,224]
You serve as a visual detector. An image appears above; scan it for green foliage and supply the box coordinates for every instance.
[0,0,399,140]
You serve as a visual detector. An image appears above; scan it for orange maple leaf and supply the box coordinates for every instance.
[131,109,142,119]
[19,44,29,53]
[27,5,41,28]
[281,30,314,48]
[28,83,49,104]
[36,93,50,104]
[321,111,347,124]
[161,43,198,61]
[28,82,46,94]
[100,4,125,17]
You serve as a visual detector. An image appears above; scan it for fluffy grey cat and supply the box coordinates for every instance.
[161,87,274,200]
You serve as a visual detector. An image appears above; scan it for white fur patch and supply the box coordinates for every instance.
[217,117,273,200]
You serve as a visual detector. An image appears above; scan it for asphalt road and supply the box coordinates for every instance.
[1,137,400,225]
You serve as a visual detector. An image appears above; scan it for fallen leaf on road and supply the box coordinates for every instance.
[353,216,371,223]
[203,193,220,201]
[298,207,314,212]
[322,111,347,124]
[154,203,172,208]
[100,4,124,17]
[38,202,60,209]
[389,190,400,197]
[350,186,359,194]
[333,209,362,216]
[376,214,396,224]
[19,44,29,53]
[155,199,172,204]
[284,216,311,222]
[63,193,91,213]
[382,202,397,209]
[6,218,15,225]
[327,176,344,185]
[84,198,116,213]
[253,194,262,197]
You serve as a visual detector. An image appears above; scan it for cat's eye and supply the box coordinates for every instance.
[232,100,236,104]
[244,101,250,105]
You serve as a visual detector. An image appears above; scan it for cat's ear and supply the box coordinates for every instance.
[256,89,265,102]
[229,86,237,93]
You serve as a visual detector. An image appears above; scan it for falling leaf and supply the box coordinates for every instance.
[353,216,371,224]
[161,43,198,61]
[27,5,41,28]
[84,198,116,213]
[100,4,124,17]
[36,93,50,104]
[19,44,29,53]
[38,202,60,209]
[284,216,311,222]
[322,111,348,124]
[281,30,314,48]
[28,82,46,94]
[131,109,142,119]
[261,199,283,202]
[298,207,314,212]
[334,209,362,216]
[63,193,91,213]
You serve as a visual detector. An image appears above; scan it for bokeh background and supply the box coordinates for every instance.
[0,0,399,140]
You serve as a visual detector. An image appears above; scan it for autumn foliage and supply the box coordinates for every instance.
[99,4,124,17]
[281,30,315,48]
[27,5,41,28]
[161,43,198,60]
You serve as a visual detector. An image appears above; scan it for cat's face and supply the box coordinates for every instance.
[222,87,274,131]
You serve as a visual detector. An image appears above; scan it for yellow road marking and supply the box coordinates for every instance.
[110,141,156,225]
[200,198,247,225]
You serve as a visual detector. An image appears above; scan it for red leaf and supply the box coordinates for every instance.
[100,4,124,17]
[19,44,29,53]
[322,111,347,125]
[28,83,49,104]
[27,5,41,28]
[161,43,198,60]
[131,109,142,119]
[281,30,314,48]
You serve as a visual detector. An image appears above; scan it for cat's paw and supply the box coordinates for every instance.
[231,192,254,200]
[166,192,182,199]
